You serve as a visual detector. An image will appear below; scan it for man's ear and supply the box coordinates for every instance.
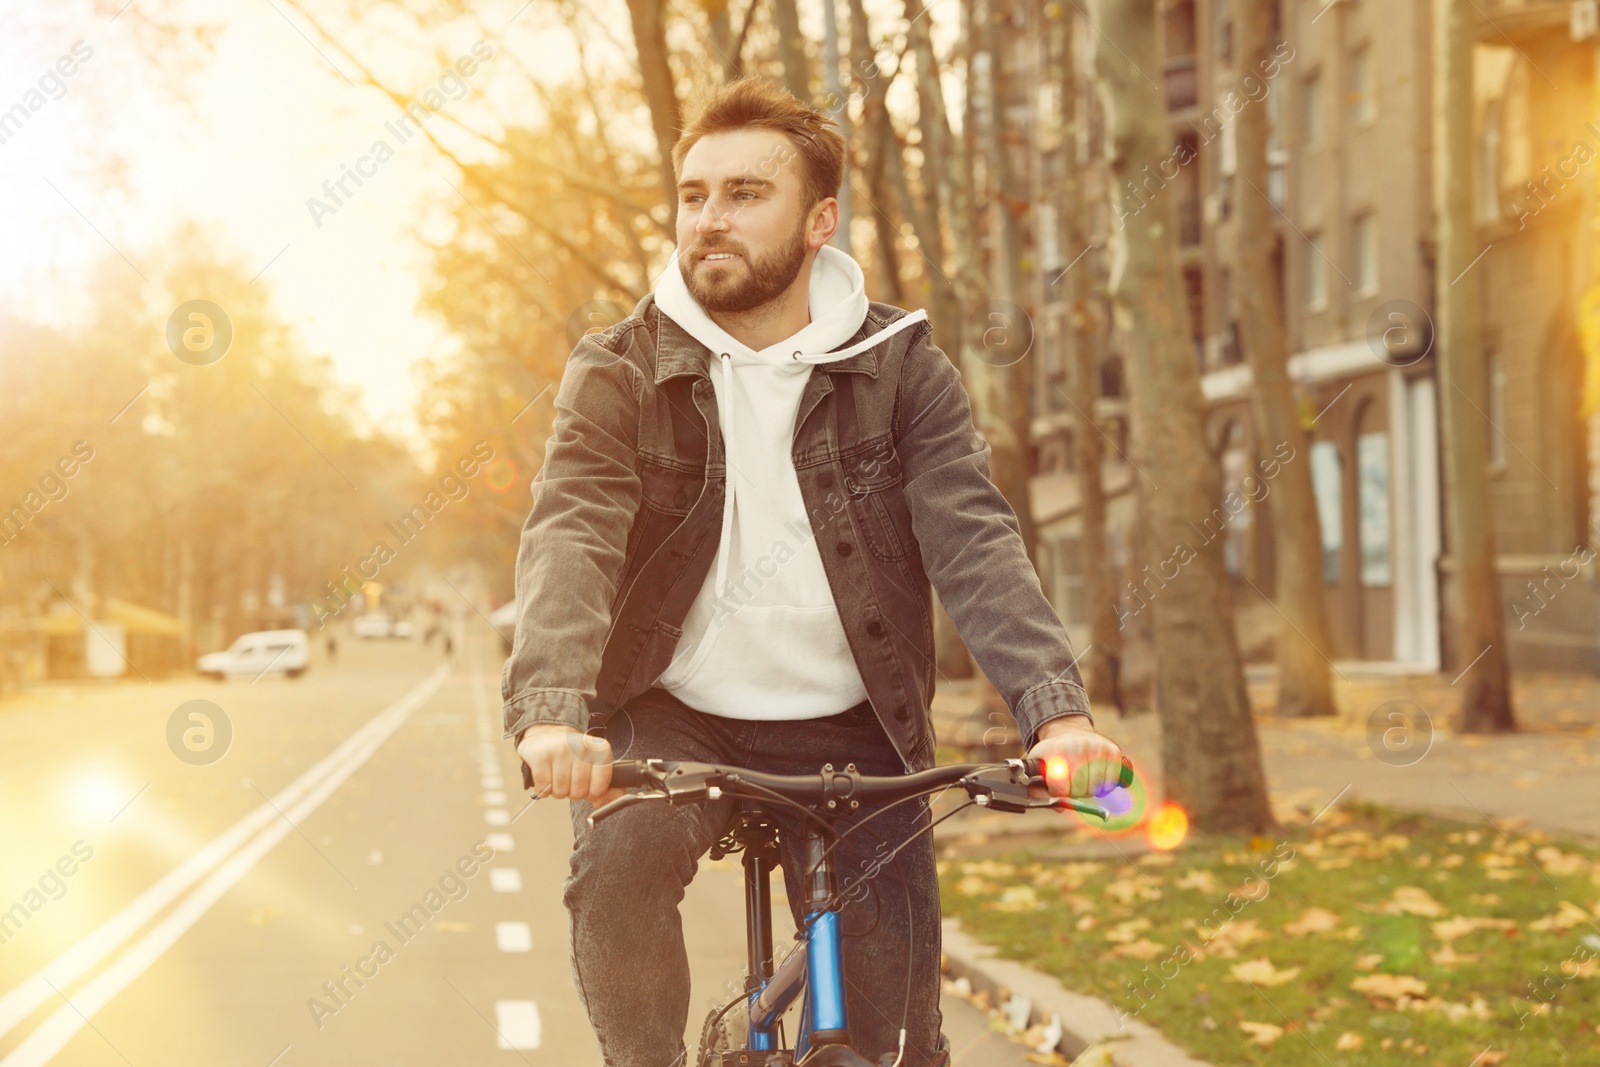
[808,197,840,249]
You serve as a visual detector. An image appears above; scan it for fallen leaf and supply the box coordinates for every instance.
[1111,938,1166,960]
[1334,1031,1363,1051]
[1238,1021,1283,1048]
[1432,916,1517,941]
[1104,918,1153,944]
[1229,957,1302,987]
[1283,908,1340,936]
[1381,886,1445,917]
[1350,974,1428,1000]
[1528,900,1595,933]
[1428,944,1479,966]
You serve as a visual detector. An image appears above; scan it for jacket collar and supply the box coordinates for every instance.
[648,296,887,385]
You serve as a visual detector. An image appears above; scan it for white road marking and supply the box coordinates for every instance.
[494,1001,541,1049]
[485,832,514,853]
[495,922,532,952]
[0,666,448,1046]
[488,868,522,893]
[482,790,507,805]
[481,776,503,789]
[484,809,509,826]
[0,666,451,1066]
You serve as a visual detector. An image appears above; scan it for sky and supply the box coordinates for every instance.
[0,0,950,439]
[0,0,583,440]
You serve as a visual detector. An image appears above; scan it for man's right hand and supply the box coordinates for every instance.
[515,724,624,805]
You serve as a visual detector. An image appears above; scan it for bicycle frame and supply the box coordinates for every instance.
[721,808,854,1064]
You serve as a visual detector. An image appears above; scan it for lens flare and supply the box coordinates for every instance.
[1145,802,1189,851]
[484,456,518,493]
[1044,756,1070,785]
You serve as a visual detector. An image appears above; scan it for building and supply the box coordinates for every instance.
[1027,0,1598,674]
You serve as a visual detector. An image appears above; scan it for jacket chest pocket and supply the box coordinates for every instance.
[638,455,704,517]
[843,439,915,563]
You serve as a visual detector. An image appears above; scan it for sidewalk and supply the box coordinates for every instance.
[932,667,1600,841]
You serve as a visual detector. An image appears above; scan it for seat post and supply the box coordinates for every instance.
[739,810,781,989]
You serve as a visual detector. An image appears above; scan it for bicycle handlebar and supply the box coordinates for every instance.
[590,755,1135,827]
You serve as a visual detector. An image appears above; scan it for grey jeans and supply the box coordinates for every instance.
[563,686,953,1067]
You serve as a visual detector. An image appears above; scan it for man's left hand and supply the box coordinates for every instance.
[1026,715,1124,799]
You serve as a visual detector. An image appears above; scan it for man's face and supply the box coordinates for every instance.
[675,129,831,313]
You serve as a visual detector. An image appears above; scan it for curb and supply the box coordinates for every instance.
[940,919,1214,1067]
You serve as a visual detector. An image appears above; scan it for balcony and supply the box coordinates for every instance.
[1164,55,1199,112]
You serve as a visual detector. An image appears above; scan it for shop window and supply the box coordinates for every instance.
[1357,431,1391,586]
[1310,440,1343,582]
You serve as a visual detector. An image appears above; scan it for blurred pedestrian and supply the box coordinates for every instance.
[325,633,338,664]
[442,631,454,660]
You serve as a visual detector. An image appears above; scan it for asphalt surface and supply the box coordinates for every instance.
[0,621,1029,1066]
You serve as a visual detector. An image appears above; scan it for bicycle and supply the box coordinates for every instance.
[590,754,1137,1067]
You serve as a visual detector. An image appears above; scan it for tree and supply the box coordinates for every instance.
[1086,0,1274,833]
[1433,0,1515,731]
[1232,0,1337,719]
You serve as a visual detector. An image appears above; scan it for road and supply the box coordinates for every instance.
[0,621,1026,1066]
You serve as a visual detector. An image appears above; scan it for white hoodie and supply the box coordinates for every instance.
[649,243,927,719]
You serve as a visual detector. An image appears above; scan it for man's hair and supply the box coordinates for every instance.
[671,76,845,212]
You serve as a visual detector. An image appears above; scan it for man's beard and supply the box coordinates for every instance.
[681,222,808,314]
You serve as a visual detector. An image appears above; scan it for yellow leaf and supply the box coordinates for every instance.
[1103,918,1152,944]
[1335,1031,1363,1051]
[1238,1021,1283,1048]
[1432,915,1516,941]
[1228,957,1302,987]
[1282,907,1340,936]
[1350,973,1428,1000]
[1381,886,1445,917]
[1111,938,1166,960]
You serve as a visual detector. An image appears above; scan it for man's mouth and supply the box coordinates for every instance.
[700,251,741,263]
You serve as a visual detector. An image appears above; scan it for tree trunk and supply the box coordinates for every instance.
[625,0,682,216]
[984,0,1039,558]
[845,0,903,302]
[771,0,811,99]
[1433,0,1515,731]
[1057,4,1123,710]
[1233,0,1337,718]
[1086,0,1274,834]
[820,0,854,251]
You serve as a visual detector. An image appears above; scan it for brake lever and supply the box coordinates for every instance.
[586,792,668,827]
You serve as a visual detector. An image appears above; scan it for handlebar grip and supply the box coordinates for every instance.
[607,760,648,788]
[1023,755,1135,788]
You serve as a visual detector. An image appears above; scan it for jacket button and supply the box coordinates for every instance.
[894,703,910,722]
[835,542,853,557]
[818,471,834,488]
[866,620,884,637]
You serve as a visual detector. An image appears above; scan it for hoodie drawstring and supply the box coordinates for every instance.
[716,350,736,599]
[713,308,928,601]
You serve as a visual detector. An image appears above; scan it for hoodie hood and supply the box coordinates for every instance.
[653,242,927,599]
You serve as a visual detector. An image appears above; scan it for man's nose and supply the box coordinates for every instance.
[696,199,731,233]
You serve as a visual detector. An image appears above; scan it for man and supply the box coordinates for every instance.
[504,77,1124,1067]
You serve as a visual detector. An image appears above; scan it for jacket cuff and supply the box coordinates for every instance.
[1015,679,1094,748]
[503,688,589,746]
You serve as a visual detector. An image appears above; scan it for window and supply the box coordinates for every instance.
[1310,441,1343,582]
[1357,431,1392,586]
[1304,72,1323,147]
[1487,351,1507,468]
[1354,213,1378,296]
[1306,233,1328,309]
[1349,46,1375,123]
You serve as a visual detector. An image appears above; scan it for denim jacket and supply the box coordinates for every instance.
[502,293,1092,786]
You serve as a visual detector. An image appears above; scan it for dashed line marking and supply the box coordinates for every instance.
[489,868,523,893]
[494,1001,541,1049]
[495,922,532,952]
[484,809,509,826]
[482,791,507,805]
[485,832,515,853]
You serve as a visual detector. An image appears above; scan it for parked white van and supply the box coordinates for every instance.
[196,629,309,680]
